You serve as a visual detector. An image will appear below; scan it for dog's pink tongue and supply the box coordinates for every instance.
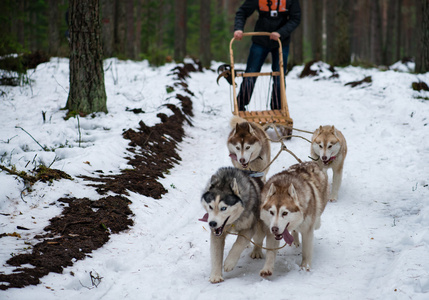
[283,229,294,246]
[199,213,208,222]
[229,153,237,161]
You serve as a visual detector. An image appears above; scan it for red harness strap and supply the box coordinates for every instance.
[259,0,287,12]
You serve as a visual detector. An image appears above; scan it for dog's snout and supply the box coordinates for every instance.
[209,221,217,228]
[239,158,246,164]
[271,226,279,234]
[322,155,327,161]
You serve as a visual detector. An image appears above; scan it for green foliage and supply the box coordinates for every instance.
[186,2,200,58]
[210,9,233,63]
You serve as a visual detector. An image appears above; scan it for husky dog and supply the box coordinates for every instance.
[310,125,347,202]
[257,162,328,276]
[200,167,264,283]
[227,116,271,180]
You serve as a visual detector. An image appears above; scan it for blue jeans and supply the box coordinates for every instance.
[237,43,289,111]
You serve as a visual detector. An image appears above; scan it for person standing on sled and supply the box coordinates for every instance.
[234,0,301,111]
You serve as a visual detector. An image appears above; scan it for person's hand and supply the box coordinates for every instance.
[234,30,243,40]
[270,32,280,41]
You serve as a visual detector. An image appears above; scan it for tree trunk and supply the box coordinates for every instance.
[370,0,382,65]
[48,0,60,56]
[415,0,429,73]
[350,0,370,63]
[126,0,136,59]
[334,0,350,66]
[67,0,107,115]
[174,0,187,62]
[308,0,323,61]
[134,0,143,59]
[325,0,335,64]
[115,0,126,57]
[100,0,115,58]
[290,22,303,67]
[199,0,211,67]
[384,0,401,65]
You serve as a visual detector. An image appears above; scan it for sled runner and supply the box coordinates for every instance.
[228,32,293,136]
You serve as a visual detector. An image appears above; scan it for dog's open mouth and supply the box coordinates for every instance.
[275,224,294,246]
[213,217,229,236]
[240,162,249,168]
[322,156,336,165]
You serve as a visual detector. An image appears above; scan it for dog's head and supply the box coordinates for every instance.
[201,174,245,236]
[227,122,262,168]
[312,125,341,165]
[261,183,303,244]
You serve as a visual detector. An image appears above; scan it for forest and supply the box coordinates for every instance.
[0,0,428,71]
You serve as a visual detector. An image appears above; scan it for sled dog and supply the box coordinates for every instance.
[310,125,347,201]
[227,116,271,180]
[257,161,328,276]
[200,167,264,283]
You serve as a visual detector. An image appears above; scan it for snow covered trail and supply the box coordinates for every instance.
[2,60,428,300]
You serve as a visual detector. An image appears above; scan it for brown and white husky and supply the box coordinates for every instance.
[256,162,329,276]
[310,125,347,201]
[227,116,271,181]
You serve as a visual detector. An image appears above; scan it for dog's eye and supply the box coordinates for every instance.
[236,146,240,150]
[220,207,227,211]
[328,145,332,149]
[245,146,250,150]
[319,145,323,149]
[209,205,213,210]
[269,211,274,216]
[282,212,288,217]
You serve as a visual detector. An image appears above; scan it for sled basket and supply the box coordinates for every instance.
[229,32,293,135]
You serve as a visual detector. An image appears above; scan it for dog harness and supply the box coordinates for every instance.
[259,0,287,12]
[324,156,336,165]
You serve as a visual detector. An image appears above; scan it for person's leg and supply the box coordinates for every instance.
[270,45,289,110]
[237,43,270,111]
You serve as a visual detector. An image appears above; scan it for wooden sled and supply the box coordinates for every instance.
[229,32,293,136]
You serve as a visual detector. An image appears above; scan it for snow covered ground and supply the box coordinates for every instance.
[1,57,428,299]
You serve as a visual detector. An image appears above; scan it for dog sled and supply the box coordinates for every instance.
[223,32,293,137]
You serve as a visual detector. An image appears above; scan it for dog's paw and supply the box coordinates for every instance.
[300,262,311,271]
[250,248,263,259]
[209,275,224,284]
[292,231,300,247]
[329,193,338,202]
[223,258,238,272]
[259,268,273,277]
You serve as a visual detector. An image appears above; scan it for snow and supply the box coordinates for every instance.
[1,57,429,300]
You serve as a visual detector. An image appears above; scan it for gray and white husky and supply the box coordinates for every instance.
[200,167,264,283]
[257,162,329,277]
[227,116,271,181]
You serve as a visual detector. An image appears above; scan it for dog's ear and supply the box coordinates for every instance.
[209,174,220,189]
[288,183,297,201]
[234,122,240,134]
[267,183,277,198]
[331,125,341,140]
[248,123,255,135]
[231,178,240,197]
[312,126,322,141]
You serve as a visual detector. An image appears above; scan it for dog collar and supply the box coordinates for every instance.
[324,156,336,165]
[249,172,264,178]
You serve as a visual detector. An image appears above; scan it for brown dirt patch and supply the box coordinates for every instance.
[0,61,201,290]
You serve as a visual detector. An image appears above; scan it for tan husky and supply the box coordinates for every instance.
[310,125,347,201]
[227,116,271,180]
[256,162,329,276]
